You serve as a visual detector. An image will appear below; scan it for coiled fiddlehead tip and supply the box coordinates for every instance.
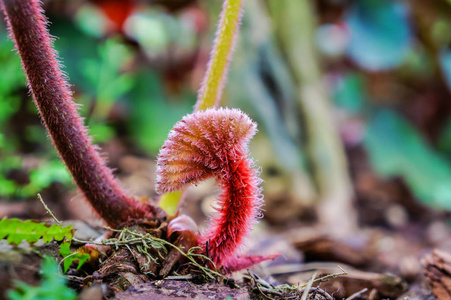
[156,107,267,268]
[155,107,257,194]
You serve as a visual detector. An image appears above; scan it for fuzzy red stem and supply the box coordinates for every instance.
[1,0,155,227]
[202,147,261,266]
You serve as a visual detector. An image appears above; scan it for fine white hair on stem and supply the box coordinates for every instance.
[195,0,244,112]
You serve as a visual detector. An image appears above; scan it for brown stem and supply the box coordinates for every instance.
[1,0,156,227]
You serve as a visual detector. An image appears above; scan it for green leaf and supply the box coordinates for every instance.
[365,110,451,209]
[333,73,366,113]
[59,242,91,273]
[7,256,76,300]
[128,70,193,154]
[28,160,72,189]
[0,217,74,246]
[345,0,412,70]
[438,117,451,160]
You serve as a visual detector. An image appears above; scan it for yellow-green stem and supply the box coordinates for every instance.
[158,190,183,215]
[195,0,243,111]
[162,0,244,214]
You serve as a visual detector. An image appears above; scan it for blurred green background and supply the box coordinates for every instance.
[0,0,450,228]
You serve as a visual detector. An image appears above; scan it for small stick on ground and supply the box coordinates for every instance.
[300,272,316,300]
[346,288,369,300]
[298,287,334,300]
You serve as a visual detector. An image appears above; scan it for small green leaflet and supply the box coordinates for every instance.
[0,217,92,273]
[59,242,90,273]
[0,217,74,245]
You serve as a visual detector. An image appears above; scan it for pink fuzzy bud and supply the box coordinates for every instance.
[156,108,263,268]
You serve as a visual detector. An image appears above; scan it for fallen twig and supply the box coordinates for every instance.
[346,288,368,300]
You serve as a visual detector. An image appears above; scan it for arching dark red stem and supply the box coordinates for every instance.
[1,0,156,227]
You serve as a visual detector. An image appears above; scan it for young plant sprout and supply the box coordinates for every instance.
[156,108,276,271]
[1,0,275,274]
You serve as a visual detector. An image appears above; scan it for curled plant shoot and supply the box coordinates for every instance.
[2,0,275,275]
[156,108,277,271]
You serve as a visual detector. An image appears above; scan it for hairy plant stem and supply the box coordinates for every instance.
[159,0,244,213]
[1,0,156,227]
[194,0,243,111]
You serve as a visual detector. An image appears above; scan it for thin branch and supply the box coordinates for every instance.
[298,287,334,300]
[38,194,61,225]
[346,288,369,300]
[300,272,316,300]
